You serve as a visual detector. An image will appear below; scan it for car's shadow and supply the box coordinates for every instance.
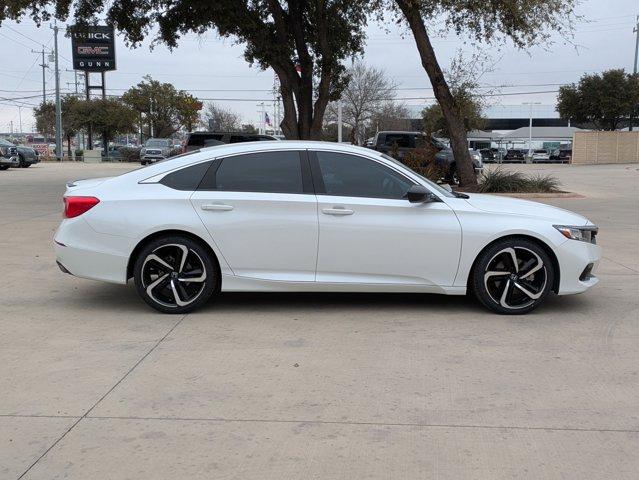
[56,281,596,318]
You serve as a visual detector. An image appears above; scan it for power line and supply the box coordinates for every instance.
[0,31,33,50]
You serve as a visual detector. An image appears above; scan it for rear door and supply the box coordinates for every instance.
[190,150,318,282]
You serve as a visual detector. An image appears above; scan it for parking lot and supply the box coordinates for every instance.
[1,161,638,479]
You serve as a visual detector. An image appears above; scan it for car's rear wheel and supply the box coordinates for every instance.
[133,235,218,314]
[0,165,9,170]
[471,238,555,315]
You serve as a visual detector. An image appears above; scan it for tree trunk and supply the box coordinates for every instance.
[67,136,72,160]
[395,0,478,189]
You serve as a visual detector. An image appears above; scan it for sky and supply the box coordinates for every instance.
[0,0,638,134]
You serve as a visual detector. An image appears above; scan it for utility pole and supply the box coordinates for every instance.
[337,101,343,143]
[630,15,639,131]
[32,47,49,104]
[18,106,23,136]
[51,22,62,161]
[522,102,541,158]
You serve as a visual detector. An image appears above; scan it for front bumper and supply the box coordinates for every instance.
[555,238,602,295]
[1,155,18,166]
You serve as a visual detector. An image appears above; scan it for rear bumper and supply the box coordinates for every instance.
[555,239,602,295]
[54,217,131,284]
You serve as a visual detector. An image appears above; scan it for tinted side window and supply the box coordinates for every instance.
[315,152,414,199]
[188,134,223,147]
[383,134,412,148]
[207,151,303,194]
[160,161,213,191]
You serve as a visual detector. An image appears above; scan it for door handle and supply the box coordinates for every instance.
[201,203,234,211]
[322,207,354,216]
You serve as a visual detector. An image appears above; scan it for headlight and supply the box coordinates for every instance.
[554,225,598,243]
[141,148,146,155]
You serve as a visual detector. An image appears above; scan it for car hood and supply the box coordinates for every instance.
[463,193,590,225]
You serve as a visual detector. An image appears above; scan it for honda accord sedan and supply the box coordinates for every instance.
[54,142,600,315]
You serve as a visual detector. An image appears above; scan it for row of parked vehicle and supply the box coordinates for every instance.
[0,139,40,170]
[478,147,571,164]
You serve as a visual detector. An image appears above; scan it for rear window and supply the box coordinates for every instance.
[187,133,224,147]
[201,151,303,194]
[160,161,214,191]
[382,134,412,148]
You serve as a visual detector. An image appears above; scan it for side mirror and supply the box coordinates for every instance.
[406,185,439,203]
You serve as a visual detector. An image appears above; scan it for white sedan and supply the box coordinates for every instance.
[54,142,601,315]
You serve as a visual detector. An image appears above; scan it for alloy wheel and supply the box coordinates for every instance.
[483,246,547,310]
[141,243,207,309]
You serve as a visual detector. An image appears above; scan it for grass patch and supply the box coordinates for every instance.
[478,169,561,193]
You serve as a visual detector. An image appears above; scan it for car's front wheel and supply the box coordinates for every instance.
[471,238,555,315]
[133,235,218,314]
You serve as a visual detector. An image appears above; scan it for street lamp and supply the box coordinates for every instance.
[522,102,542,157]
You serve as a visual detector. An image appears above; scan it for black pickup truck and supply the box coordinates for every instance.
[0,139,19,170]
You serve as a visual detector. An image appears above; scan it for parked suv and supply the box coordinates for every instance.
[185,132,278,152]
[16,145,40,167]
[369,131,446,159]
[434,148,484,184]
[0,139,19,170]
[140,138,180,165]
[503,149,526,163]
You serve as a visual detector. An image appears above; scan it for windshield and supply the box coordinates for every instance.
[146,139,170,148]
[379,153,455,198]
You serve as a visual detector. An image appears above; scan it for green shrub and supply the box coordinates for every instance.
[479,169,561,193]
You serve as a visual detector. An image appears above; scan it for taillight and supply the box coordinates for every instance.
[63,196,100,218]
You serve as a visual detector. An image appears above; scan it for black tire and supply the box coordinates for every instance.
[18,155,27,168]
[446,163,459,185]
[23,163,31,168]
[133,235,218,314]
[471,238,555,315]
[0,165,9,171]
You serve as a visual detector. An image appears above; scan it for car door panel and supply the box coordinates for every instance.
[190,150,318,282]
[316,195,461,286]
[311,150,462,287]
[191,191,318,281]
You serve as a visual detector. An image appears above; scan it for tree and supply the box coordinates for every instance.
[327,62,398,145]
[385,0,578,189]
[2,1,369,140]
[370,102,411,132]
[557,70,639,131]
[34,96,84,157]
[74,98,137,147]
[201,102,241,132]
[33,101,55,140]
[121,76,203,138]
[240,124,258,134]
[61,95,82,158]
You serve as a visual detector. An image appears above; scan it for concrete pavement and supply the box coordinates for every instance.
[1,162,638,479]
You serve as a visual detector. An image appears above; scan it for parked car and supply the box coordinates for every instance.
[0,139,19,170]
[369,131,446,159]
[434,148,484,183]
[479,148,496,163]
[54,142,601,315]
[532,149,550,163]
[549,148,572,163]
[184,132,278,152]
[503,149,526,163]
[140,138,181,165]
[16,145,40,167]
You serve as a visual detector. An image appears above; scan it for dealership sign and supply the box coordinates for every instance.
[70,25,116,71]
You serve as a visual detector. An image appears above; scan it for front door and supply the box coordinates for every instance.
[311,150,461,287]
[191,150,318,282]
